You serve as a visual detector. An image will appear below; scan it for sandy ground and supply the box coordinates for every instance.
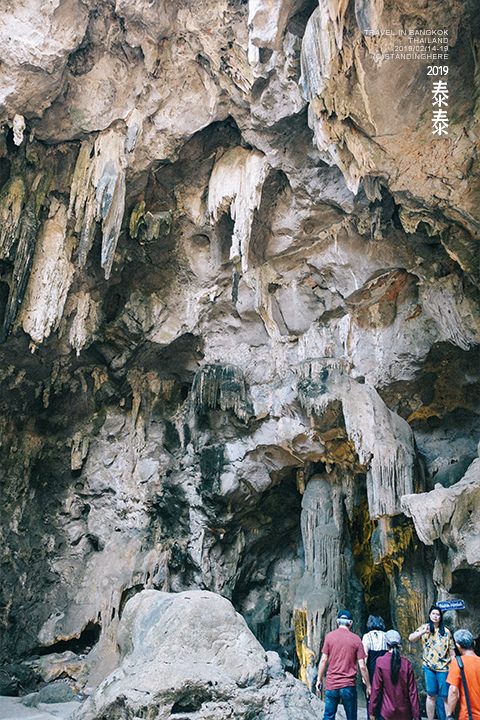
[0,698,81,720]
[0,696,376,720]
[0,695,433,720]
[0,698,373,719]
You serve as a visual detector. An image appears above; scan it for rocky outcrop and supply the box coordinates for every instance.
[0,0,479,708]
[75,589,324,720]
[402,454,480,581]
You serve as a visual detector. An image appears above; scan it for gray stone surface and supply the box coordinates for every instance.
[74,589,324,720]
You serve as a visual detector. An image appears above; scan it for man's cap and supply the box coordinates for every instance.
[385,629,402,645]
[337,610,353,620]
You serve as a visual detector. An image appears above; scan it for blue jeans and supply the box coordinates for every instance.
[323,686,357,720]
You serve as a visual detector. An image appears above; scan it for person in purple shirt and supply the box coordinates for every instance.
[369,630,421,720]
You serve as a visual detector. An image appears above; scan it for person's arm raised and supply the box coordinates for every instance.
[408,624,428,642]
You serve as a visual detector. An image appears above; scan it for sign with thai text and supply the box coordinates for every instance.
[436,599,466,611]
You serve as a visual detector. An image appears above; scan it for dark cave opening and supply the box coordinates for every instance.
[229,461,399,676]
[0,156,12,191]
[230,467,304,674]
[450,566,480,643]
[450,567,480,596]
[348,489,393,628]
[119,584,145,619]
[0,279,10,330]
[171,690,213,714]
[34,621,101,657]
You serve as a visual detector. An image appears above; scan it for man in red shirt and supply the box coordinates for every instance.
[446,628,480,720]
[316,610,371,720]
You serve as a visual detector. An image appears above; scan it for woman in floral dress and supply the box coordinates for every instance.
[409,605,455,720]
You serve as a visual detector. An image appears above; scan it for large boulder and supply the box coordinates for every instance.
[75,589,324,720]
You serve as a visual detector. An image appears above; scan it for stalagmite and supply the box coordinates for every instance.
[293,476,347,686]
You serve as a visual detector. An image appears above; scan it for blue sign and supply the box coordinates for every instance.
[436,599,466,611]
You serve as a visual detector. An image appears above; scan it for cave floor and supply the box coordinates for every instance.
[0,698,80,720]
[0,696,431,719]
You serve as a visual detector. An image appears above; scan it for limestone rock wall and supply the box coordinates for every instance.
[0,0,479,702]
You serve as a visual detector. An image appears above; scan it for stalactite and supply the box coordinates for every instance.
[299,4,378,195]
[207,146,269,274]
[0,165,54,342]
[314,529,342,587]
[355,0,384,36]
[129,201,172,244]
[301,476,343,587]
[125,109,143,154]
[68,139,97,268]
[71,431,90,471]
[1,199,38,342]
[296,358,346,416]
[327,0,350,50]
[0,176,25,260]
[19,201,75,345]
[299,6,338,101]
[127,369,163,431]
[64,291,101,356]
[296,360,417,519]
[68,130,127,279]
[12,115,25,146]
[421,276,477,352]
[343,384,416,518]
[402,458,480,564]
[248,0,304,53]
[191,364,253,421]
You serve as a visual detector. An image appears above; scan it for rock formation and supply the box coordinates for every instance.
[0,0,479,712]
[75,589,324,720]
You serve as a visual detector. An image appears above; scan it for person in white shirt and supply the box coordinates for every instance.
[362,615,388,684]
